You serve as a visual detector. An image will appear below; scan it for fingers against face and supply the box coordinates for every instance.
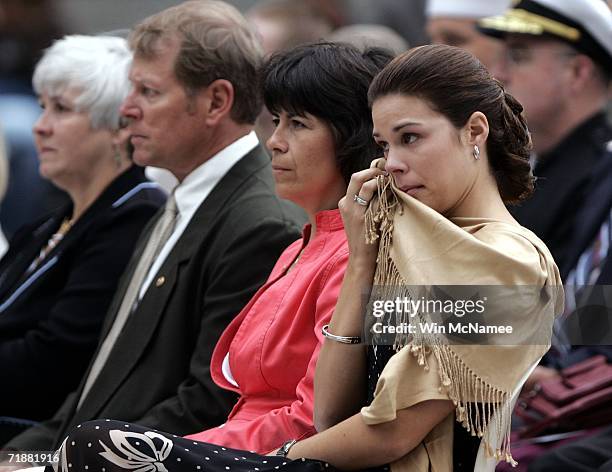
[345,167,386,209]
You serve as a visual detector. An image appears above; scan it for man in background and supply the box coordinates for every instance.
[426,0,511,74]
[479,0,612,272]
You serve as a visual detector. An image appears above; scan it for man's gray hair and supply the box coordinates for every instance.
[33,34,132,130]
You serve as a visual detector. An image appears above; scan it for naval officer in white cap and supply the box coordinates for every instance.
[425,0,511,73]
[478,0,612,274]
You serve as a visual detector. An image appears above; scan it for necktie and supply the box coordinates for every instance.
[553,208,612,354]
[77,195,178,408]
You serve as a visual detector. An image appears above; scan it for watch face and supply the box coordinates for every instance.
[277,439,296,457]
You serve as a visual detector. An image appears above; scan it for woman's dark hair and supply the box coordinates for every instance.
[263,41,394,184]
[368,44,534,204]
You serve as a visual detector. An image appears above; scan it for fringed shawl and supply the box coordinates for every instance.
[360,172,563,471]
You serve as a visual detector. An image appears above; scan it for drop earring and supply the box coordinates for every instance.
[473,144,480,160]
[113,143,122,167]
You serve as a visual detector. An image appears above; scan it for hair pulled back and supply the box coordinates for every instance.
[368,44,534,204]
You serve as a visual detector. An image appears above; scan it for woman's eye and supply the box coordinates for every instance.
[271,117,279,127]
[290,119,306,129]
[54,102,70,113]
[402,133,418,145]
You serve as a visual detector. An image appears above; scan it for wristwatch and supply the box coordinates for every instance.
[276,439,297,457]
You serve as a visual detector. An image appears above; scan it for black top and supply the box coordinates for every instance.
[0,165,165,420]
[367,344,480,471]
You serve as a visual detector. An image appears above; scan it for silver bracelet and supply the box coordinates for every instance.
[321,324,361,344]
[276,439,298,457]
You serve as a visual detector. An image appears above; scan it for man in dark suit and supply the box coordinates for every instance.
[1,0,303,460]
[478,0,612,271]
[546,145,612,364]
[528,145,612,471]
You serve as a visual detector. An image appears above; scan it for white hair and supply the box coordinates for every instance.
[33,34,132,130]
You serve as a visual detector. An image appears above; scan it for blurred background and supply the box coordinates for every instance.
[56,0,425,44]
[0,0,426,243]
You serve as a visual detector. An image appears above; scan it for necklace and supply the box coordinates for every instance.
[27,217,74,274]
[57,217,73,236]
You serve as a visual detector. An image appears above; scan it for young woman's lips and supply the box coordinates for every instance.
[401,185,424,196]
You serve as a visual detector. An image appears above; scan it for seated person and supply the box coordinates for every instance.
[510,148,612,471]
[47,46,561,472]
[0,34,165,425]
[184,42,391,452]
[54,40,390,459]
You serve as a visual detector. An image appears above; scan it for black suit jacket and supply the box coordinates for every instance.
[0,166,165,420]
[5,145,304,450]
[555,146,612,355]
[561,148,612,281]
[511,112,612,271]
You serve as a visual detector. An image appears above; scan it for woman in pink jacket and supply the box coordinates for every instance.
[50,41,393,470]
[185,41,392,453]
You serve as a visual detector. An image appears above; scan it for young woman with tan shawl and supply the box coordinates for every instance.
[274,44,564,471]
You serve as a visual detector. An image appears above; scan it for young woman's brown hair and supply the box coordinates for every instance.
[368,44,534,204]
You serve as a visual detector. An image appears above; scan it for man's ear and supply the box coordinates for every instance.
[567,54,596,94]
[197,79,235,126]
[463,111,489,149]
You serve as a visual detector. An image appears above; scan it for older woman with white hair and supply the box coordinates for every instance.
[0,35,165,433]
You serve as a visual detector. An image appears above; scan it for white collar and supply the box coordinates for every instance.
[173,131,259,216]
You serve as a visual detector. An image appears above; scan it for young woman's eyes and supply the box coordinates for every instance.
[271,116,280,127]
[376,134,417,155]
[401,133,418,145]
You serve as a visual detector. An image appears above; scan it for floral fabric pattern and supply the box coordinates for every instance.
[48,420,332,472]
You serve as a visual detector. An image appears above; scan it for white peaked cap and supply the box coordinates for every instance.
[426,0,513,19]
[479,0,612,74]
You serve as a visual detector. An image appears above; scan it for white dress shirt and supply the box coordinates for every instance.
[138,132,259,299]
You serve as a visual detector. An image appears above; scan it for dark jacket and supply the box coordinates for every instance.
[4,145,304,450]
[553,146,612,361]
[0,165,165,420]
[511,112,612,271]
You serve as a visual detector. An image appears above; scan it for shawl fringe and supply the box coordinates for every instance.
[364,174,517,466]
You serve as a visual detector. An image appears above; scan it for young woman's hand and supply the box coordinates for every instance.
[339,166,386,271]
